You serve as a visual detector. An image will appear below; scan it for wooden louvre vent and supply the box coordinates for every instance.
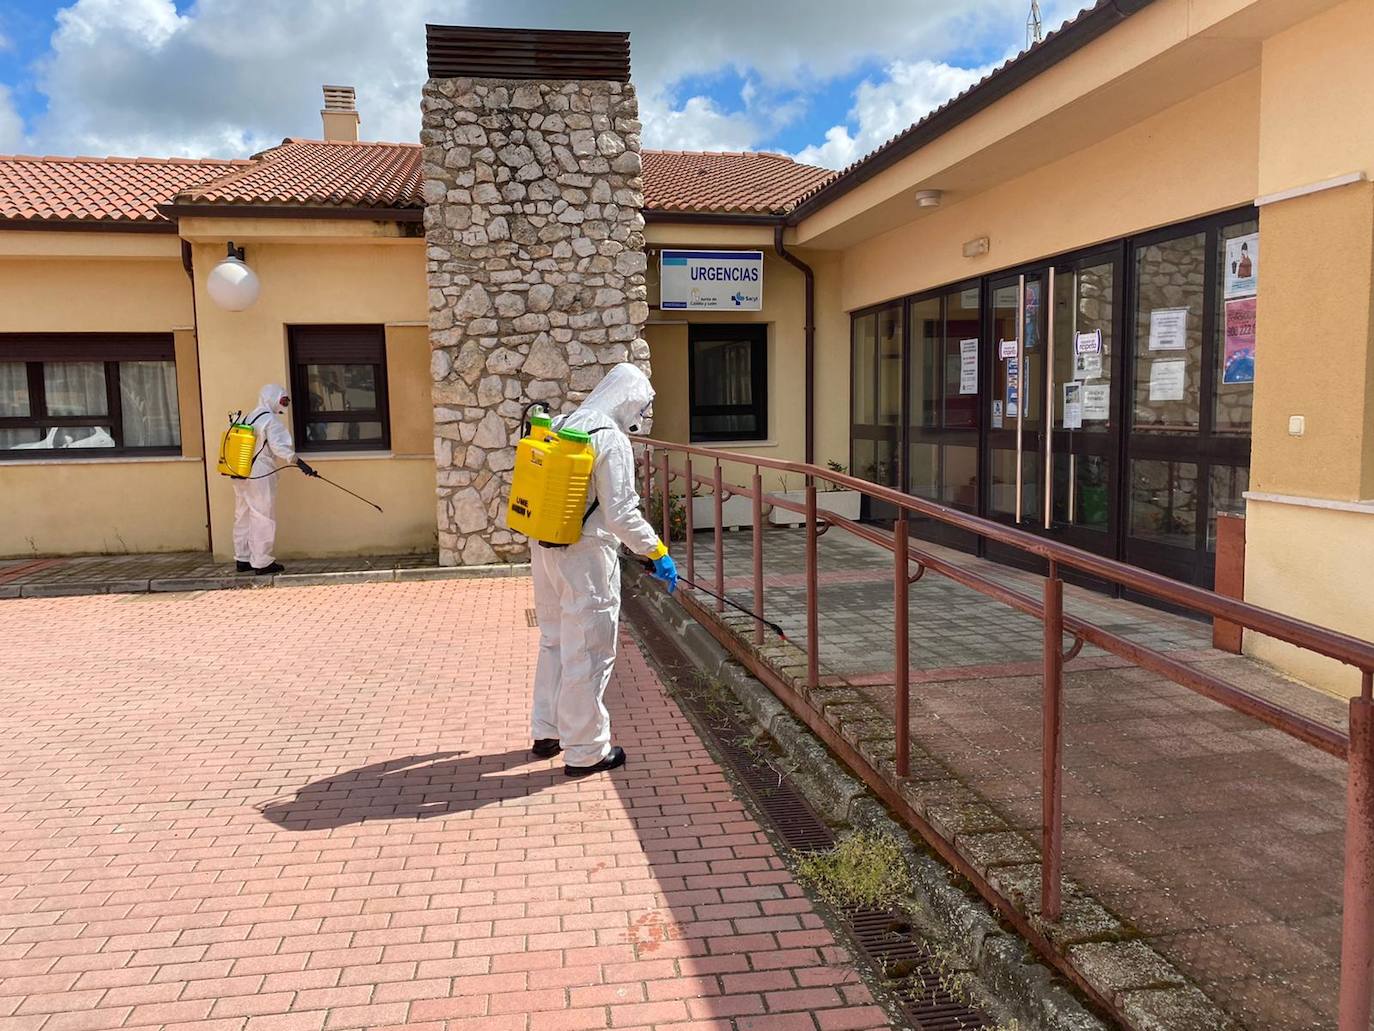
[425,25,631,83]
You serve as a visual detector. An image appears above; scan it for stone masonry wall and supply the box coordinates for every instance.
[421,76,650,565]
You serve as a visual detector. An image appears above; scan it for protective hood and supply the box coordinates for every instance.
[257,383,289,417]
[580,363,654,433]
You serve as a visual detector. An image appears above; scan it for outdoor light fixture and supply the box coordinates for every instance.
[915,190,942,208]
[206,242,261,311]
[963,236,991,258]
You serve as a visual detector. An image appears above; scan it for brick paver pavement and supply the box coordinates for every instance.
[0,579,890,1031]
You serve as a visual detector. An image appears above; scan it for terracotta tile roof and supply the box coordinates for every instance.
[0,140,832,228]
[0,154,248,227]
[641,150,833,215]
[174,138,423,210]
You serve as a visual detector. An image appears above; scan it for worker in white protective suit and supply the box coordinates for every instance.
[232,384,318,575]
[529,363,678,778]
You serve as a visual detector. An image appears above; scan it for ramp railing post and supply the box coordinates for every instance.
[658,450,670,549]
[641,445,652,519]
[894,512,910,777]
[684,454,695,586]
[752,469,765,646]
[1338,669,1374,1030]
[806,482,819,690]
[713,461,725,614]
[1041,561,1064,922]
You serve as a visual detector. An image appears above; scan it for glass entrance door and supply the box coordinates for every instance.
[850,303,903,521]
[1046,253,1121,558]
[984,273,1045,566]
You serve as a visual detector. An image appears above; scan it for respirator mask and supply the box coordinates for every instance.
[627,400,652,435]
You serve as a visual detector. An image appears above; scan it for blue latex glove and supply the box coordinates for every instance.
[651,553,678,594]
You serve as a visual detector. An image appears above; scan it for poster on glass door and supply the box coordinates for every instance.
[958,339,978,394]
[1063,382,1083,429]
[1005,356,1019,417]
[1224,233,1259,299]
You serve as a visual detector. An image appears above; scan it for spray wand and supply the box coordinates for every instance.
[640,560,787,641]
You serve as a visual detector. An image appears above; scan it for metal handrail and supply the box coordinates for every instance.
[634,436,1374,675]
[633,434,1374,1030]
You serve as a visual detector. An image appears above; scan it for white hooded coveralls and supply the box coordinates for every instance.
[530,364,663,767]
[232,384,298,568]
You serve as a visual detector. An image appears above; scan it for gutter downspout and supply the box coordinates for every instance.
[774,224,816,467]
[181,239,214,555]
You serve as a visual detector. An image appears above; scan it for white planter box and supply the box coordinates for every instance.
[767,489,863,526]
[690,493,755,531]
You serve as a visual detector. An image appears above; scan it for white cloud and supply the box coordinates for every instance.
[18,0,1039,163]
[0,86,22,153]
[795,58,995,169]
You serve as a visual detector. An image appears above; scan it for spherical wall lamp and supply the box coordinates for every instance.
[206,242,260,311]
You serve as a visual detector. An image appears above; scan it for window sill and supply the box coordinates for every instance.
[692,440,778,449]
[0,454,195,468]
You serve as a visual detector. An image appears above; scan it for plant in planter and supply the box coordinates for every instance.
[768,460,864,525]
[644,488,687,541]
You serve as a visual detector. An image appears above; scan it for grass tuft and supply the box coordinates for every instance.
[797,830,911,911]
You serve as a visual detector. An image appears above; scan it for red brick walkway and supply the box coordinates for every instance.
[0,579,889,1031]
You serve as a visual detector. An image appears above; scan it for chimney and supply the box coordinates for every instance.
[321,85,359,142]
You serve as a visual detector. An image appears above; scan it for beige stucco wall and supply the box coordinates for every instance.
[0,234,208,556]
[1244,499,1374,697]
[188,234,435,559]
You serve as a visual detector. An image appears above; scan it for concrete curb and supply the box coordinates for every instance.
[0,563,533,600]
[624,562,1107,1031]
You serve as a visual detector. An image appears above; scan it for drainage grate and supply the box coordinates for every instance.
[525,608,538,627]
[709,731,836,853]
[848,910,990,1030]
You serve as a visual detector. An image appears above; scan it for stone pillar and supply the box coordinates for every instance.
[421,28,649,566]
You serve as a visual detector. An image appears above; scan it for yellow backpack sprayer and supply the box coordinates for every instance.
[216,409,384,513]
[507,405,598,546]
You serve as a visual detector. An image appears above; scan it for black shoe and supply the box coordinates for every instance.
[236,561,252,573]
[564,746,626,778]
[532,738,561,759]
[254,562,285,576]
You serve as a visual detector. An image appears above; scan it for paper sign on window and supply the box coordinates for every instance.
[1075,329,1102,354]
[999,339,1018,359]
[1063,382,1083,429]
[1149,359,1187,402]
[1082,384,1110,421]
[1224,233,1259,299]
[1148,308,1189,351]
[958,339,979,395]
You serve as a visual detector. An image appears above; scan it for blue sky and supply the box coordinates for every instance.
[0,1,1084,168]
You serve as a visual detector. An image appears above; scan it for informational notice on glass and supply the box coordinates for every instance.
[1082,384,1110,421]
[1224,232,1259,299]
[1073,352,1103,380]
[992,400,1004,429]
[999,339,1018,359]
[1063,382,1083,429]
[959,339,979,394]
[1005,356,1019,417]
[1148,307,1190,351]
[1149,359,1187,402]
[1075,329,1102,354]
[1223,297,1256,384]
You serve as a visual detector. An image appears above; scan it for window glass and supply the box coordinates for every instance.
[944,286,979,429]
[1215,219,1258,435]
[1207,464,1249,551]
[3,425,115,451]
[1133,232,1204,433]
[908,441,938,499]
[1053,262,1114,433]
[1130,459,1198,548]
[689,326,766,442]
[305,364,380,413]
[119,361,181,448]
[989,447,1040,522]
[853,437,896,488]
[0,362,28,416]
[876,306,903,426]
[909,298,940,430]
[307,421,385,443]
[942,445,978,510]
[44,362,107,417]
[852,314,877,425]
[1052,453,1110,531]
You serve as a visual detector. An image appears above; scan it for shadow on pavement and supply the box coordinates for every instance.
[259,748,560,830]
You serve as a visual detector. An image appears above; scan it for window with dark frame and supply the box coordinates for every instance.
[0,334,181,457]
[288,325,390,452]
[688,324,767,442]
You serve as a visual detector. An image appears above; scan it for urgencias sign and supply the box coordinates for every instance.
[659,250,763,311]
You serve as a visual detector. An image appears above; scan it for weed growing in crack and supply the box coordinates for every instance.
[797,831,912,911]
